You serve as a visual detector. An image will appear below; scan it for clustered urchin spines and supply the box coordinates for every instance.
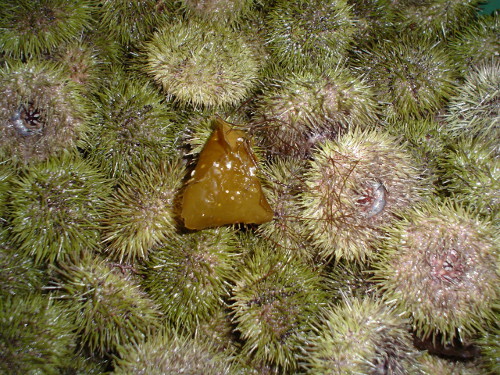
[250,65,379,158]
[300,127,429,263]
[141,227,241,332]
[0,293,78,375]
[112,328,241,375]
[95,0,172,48]
[448,12,500,72]
[304,296,421,375]
[439,137,499,222]
[443,59,500,139]
[85,71,183,178]
[394,0,481,38]
[101,158,185,263]
[142,18,259,109]
[7,154,111,264]
[354,35,458,120]
[265,0,357,69]
[257,157,313,260]
[52,254,163,356]
[372,199,499,345]
[0,0,94,59]
[0,59,90,165]
[230,241,329,371]
[175,0,257,25]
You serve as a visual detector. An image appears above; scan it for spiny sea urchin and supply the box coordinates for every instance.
[250,65,379,158]
[141,227,240,332]
[231,239,329,371]
[7,154,111,264]
[101,158,185,263]
[265,0,356,69]
[142,19,259,109]
[304,296,421,375]
[0,0,94,58]
[372,198,499,345]
[51,253,163,355]
[0,60,89,165]
[300,127,428,263]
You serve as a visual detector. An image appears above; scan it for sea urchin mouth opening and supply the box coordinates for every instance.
[355,180,387,219]
[10,103,45,136]
[429,248,465,284]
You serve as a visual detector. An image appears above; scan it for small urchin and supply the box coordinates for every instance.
[372,198,499,345]
[142,19,259,109]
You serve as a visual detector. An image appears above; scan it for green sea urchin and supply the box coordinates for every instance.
[143,19,259,109]
[85,71,182,178]
[355,35,458,120]
[141,227,239,332]
[265,0,356,69]
[443,59,499,139]
[305,296,420,375]
[52,254,162,355]
[101,158,185,263]
[0,60,89,165]
[372,199,499,344]
[300,127,428,263]
[8,154,110,264]
[0,0,93,58]
[250,65,378,157]
[231,240,329,371]
[0,294,78,375]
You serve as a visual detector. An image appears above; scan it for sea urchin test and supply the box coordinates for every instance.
[181,118,273,230]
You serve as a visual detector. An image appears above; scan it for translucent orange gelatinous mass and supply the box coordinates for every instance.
[181,117,274,230]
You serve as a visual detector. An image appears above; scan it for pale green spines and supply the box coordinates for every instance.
[86,72,182,178]
[265,0,356,69]
[251,66,379,157]
[258,157,311,258]
[96,0,171,47]
[449,12,500,72]
[101,159,185,262]
[53,254,162,355]
[141,228,240,331]
[443,60,499,139]
[476,320,500,375]
[395,0,481,38]
[0,294,78,375]
[356,36,457,120]
[8,155,111,264]
[372,199,499,344]
[112,329,239,375]
[143,19,259,109]
[176,0,257,24]
[300,128,427,263]
[305,297,420,375]
[439,137,499,222]
[0,230,45,298]
[418,353,486,375]
[0,0,94,58]
[231,243,328,371]
[0,60,89,165]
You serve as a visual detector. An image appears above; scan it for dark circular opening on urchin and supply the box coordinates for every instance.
[11,102,45,136]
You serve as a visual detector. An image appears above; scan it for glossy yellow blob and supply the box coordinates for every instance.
[181,118,274,230]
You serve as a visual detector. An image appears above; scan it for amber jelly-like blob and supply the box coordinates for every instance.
[181,118,273,230]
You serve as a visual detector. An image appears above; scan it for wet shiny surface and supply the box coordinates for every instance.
[181,118,273,230]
